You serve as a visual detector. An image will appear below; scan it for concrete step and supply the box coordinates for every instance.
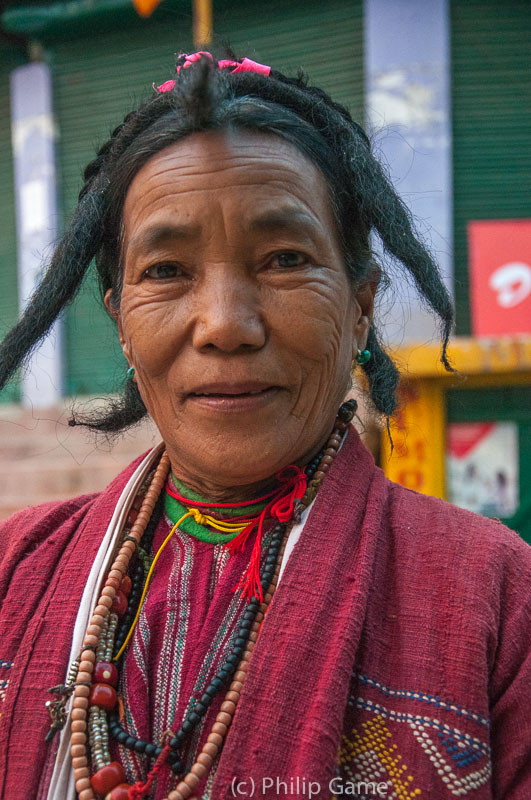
[0,403,159,519]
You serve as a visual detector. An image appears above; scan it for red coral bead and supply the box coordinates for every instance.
[111,589,128,616]
[89,683,117,710]
[104,783,132,800]
[93,662,119,687]
[120,575,132,597]
[91,762,126,795]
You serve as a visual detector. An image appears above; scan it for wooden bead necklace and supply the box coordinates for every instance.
[62,400,356,800]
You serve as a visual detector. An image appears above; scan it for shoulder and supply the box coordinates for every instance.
[0,493,98,534]
[0,494,99,599]
[385,480,531,653]
[387,478,530,570]
[0,446,156,598]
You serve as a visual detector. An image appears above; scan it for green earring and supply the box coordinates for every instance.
[126,366,136,380]
[356,349,371,365]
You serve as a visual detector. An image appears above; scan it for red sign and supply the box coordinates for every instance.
[447,421,495,459]
[468,219,531,337]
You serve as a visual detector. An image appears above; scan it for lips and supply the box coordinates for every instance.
[185,382,282,412]
[187,381,278,398]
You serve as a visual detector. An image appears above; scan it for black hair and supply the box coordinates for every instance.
[0,54,454,431]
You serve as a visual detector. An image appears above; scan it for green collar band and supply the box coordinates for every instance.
[164,476,271,545]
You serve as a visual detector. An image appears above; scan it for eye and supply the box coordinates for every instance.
[143,262,182,279]
[270,251,308,269]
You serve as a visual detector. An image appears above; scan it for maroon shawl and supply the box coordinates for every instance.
[1,429,530,798]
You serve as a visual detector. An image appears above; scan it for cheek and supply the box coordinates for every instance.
[271,280,355,385]
[119,294,187,379]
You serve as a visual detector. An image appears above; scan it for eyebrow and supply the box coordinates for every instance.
[126,223,202,257]
[126,209,321,258]
[248,209,321,236]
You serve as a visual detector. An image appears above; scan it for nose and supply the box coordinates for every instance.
[192,267,266,353]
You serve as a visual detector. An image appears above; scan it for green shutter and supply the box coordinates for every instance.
[0,49,24,403]
[451,0,531,334]
[50,0,363,395]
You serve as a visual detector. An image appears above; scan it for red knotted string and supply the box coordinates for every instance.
[166,482,281,508]
[167,465,307,599]
[228,465,307,601]
[128,744,171,799]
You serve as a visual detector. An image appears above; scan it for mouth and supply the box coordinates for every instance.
[186,382,282,411]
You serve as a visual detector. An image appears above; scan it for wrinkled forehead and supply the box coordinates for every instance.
[121,129,339,242]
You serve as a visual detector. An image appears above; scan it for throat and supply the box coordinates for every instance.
[168,474,277,515]
[167,471,282,507]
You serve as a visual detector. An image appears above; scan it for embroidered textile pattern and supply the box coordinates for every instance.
[337,673,491,798]
[337,715,421,800]
[355,674,489,729]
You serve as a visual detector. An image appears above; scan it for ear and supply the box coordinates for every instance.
[351,277,378,358]
[104,288,131,363]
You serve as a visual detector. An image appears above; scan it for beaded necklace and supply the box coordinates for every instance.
[53,400,356,800]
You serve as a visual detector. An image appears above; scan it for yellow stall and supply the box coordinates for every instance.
[382,336,531,542]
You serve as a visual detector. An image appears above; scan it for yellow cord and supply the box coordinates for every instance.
[113,507,248,661]
[191,510,248,533]
[113,511,193,661]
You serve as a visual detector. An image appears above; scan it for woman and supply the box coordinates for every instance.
[0,53,529,800]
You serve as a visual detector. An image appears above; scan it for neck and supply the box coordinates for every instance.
[167,434,332,505]
[167,470,284,505]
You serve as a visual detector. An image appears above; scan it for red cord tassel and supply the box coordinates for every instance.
[228,465,307,601]
[128,745,171,799]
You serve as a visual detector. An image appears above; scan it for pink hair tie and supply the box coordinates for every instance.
[217,56,271,76]
[155,51,271,92]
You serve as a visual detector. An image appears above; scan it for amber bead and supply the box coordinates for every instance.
[91,762,126,795]
[93,662,119,687]
[175,783,193,799]
[206,732,223,747]
[104,783,132,800]
[120,575,132,596]
[183,773,200,789]
[190,763,207,779]
[89,683,117,710]
[211,721,227,736]
[111,589,128,617]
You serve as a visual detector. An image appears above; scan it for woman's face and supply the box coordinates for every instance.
[108,130,374,495]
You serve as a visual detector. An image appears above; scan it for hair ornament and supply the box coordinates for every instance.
[155,51,271,93]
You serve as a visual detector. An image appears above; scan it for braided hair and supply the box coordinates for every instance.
[0,54,454,432]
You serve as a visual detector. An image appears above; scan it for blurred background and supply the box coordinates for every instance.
[0,0,529,540]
